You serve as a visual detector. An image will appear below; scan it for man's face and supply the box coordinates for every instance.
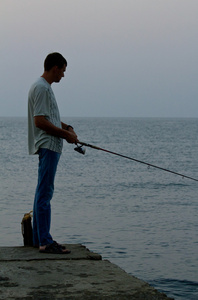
[53,64,66,82]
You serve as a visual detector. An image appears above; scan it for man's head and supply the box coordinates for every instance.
[43,52,67,83]
[44,52,67,71]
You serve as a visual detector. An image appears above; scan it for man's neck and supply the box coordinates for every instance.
[41,72,53,85]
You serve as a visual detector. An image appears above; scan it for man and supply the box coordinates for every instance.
[28,52,78,254]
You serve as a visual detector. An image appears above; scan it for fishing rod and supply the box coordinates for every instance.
[74,141,198,183]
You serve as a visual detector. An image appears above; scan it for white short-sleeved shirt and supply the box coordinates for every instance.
[28,77,63,155]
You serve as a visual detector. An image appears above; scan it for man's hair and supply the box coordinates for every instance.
[44,52,67,71]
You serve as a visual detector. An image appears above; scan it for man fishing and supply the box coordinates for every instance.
[28,52,78,254]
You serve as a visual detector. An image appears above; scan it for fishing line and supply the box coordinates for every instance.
[74,141,198,182]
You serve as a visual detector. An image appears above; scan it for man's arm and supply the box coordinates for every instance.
[34,116,78,144]
[61,122,70,130]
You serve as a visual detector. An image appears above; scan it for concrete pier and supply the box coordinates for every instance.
[0,244,173,299]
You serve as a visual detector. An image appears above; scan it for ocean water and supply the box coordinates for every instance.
[0,117,198,299]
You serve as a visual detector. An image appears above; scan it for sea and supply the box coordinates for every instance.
[0,117,198,300]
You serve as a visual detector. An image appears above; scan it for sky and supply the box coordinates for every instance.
[0,0,198,118]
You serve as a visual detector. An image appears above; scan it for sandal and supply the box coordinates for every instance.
[34,241,66,250]
[39,242,71,254]
[53,240,66,250]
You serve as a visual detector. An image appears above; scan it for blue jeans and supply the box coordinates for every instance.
[33,148,61,246]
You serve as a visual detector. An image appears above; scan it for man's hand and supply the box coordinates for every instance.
[61,122,79,144]
[65,128,78,144]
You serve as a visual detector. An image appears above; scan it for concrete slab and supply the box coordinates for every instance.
[0,245,173,300]
[0,244,101,261]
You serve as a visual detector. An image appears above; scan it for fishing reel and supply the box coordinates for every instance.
[74,144,86,155]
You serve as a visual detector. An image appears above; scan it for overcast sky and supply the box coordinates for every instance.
[0,0,198,118]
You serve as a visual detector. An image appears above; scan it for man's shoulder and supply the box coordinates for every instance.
[29,77,50,96]
[31,77,49,89]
